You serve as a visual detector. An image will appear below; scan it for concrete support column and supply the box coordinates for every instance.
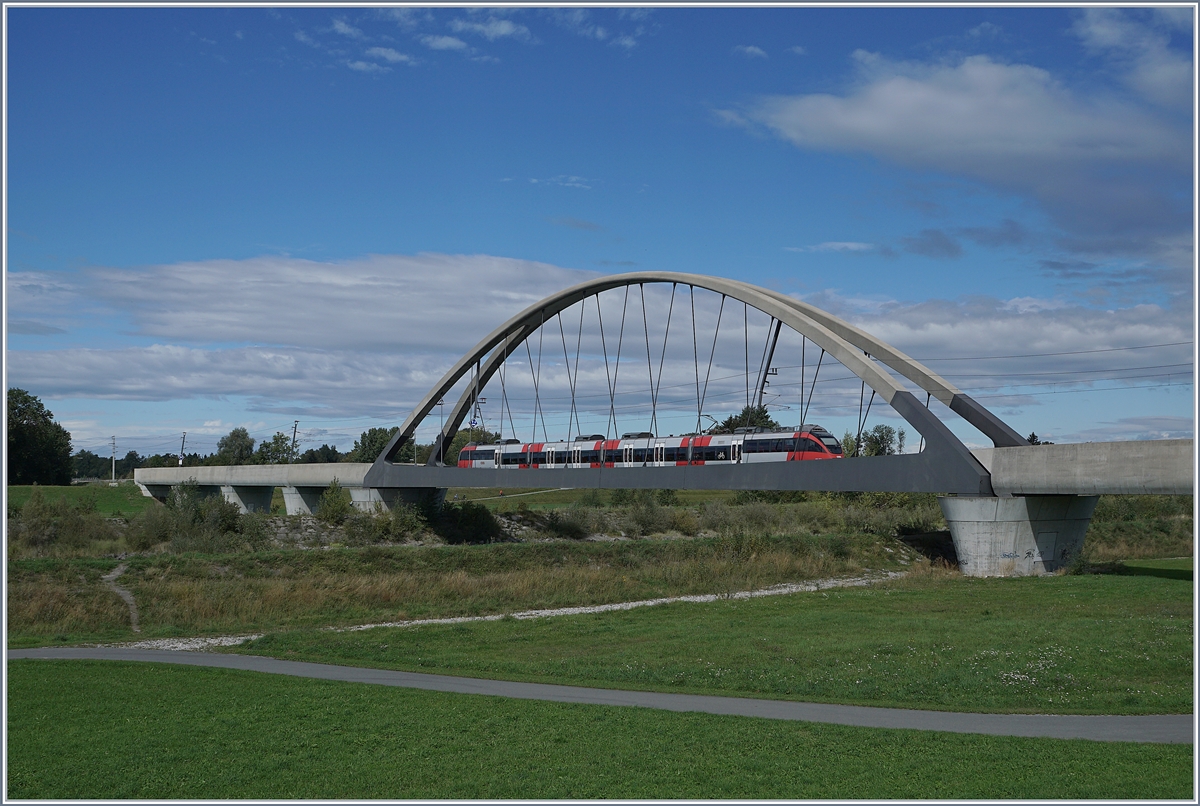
[281,486,325,516]
[938,495,1099,577]
[220,485,275,514]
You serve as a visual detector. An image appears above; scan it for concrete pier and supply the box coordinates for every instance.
[939,495,1099,577]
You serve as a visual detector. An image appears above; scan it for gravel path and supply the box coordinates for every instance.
[88,570,904,651]
[100,563,139,633]
[8,646,1191,744]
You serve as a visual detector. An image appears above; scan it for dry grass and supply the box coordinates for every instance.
[7,575,131,638]
[9,534,914,642]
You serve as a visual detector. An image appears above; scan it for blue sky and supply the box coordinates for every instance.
[4,5,1195,461]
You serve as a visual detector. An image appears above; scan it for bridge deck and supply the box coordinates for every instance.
[135,439,1192,497]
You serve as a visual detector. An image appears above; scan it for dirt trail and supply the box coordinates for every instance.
[100,570,903,651]
[101,563,140,633]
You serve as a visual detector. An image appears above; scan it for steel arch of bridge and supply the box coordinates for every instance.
[366,272,1026,495]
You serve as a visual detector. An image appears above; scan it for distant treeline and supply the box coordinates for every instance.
[72,425,499,479]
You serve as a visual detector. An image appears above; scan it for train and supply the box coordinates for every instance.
[457,424,844,468]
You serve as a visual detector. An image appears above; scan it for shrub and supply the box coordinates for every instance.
[389,503,427,538]
[671,508,700,536]
[542,509,588,540]
[316,479,354,526]
[625,499,674,537]
[8,486,120,552]
[434,500,503,544]
[699,501,737,535]
[655,489,679,506]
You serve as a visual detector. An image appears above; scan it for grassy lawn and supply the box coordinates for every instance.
[6,659,1192,799]
[7,483,156,517]
[228,568,1192,716]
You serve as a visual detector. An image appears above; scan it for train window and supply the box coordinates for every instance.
[473,449,495,461]
[501,452,523,466]
[530,451,547,464]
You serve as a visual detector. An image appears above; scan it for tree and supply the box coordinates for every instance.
[72,449,109,479]
[843,424,907,457]
[298,444,342,463]
[348,427,400,462]
[1027,432,1054,445]
[255,432,296,465]
[7,388,72,485]
[711,404,780,434]
[215,427,255,465]
[428,429,502,465]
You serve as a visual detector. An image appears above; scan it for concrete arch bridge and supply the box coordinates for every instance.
[138,272,1191,577]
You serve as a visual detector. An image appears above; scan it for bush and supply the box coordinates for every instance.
[316,480,354,526]
[8,486,120,552]
[625,499,674,537]
[655,489,679,506]
[434,500,503,544]
[671,508,700,536]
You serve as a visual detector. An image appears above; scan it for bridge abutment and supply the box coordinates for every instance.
[938,495,1099,577]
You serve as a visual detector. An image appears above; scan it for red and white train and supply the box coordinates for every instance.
[458,424,844,469]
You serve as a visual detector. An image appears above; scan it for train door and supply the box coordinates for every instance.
[571,445,582,466]
[494,450,502,468]
[653,443,665,464]
[622,445,633,465]
[546,447,556,466]
[731,440,742,464]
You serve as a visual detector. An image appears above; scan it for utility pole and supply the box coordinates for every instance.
[179,432,187,466]
[290,421,299,463]
[110,436,116,482]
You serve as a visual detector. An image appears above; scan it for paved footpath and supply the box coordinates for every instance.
[9,647,1192,744]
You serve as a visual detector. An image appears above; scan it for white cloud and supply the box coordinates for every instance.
[786,242,875,253]
[347,60,388,74]
[331,19,366,40]
[788,46,806,56]
[734,50,1192,264]
[449,17,531,42]
[294,30,318,47]
[420,35,468,51]
[82,254,596,353]
[733,45,768,59]
[1070,8,1193,110]
[365,47,413,64]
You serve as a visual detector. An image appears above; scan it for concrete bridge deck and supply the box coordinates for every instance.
[135,439,1193,509]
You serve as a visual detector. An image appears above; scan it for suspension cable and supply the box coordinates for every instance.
[691,286,701,434]
[699,293,725,432]
[558,312,578,442]
[801,348,824,428]
[640,284,656,436]
[800,336,806,426]
[744,302,749,408]
[607,286,630,439]
[855,380,866,457]
[754,315,776,409]
[595,293,615,440]
[652,284,677,437]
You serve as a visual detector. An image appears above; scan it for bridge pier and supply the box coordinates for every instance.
[939,495,1099,577]
[221,485,274,514]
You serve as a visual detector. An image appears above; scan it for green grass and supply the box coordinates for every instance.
[231,570,1193,716]
[7,483,156,517]
[6,660,1192,799]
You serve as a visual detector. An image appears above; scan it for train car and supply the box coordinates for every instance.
[457,424,843,469]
